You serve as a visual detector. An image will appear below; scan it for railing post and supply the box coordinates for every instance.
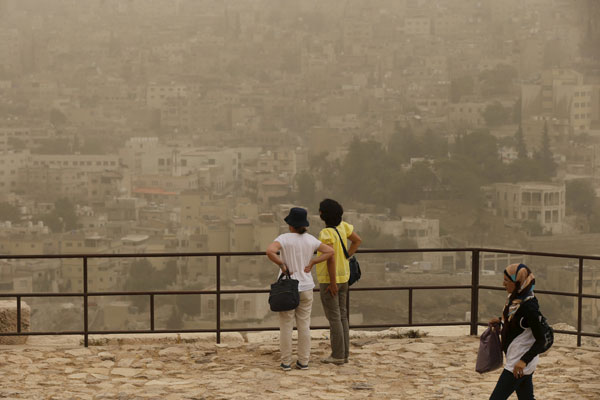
[83,257,89,347]
[150,294,155,331]
[216,255,221,344]
[408,289,413,325]
[470,250,480,336]
[16,295,21,333]
[577,257,583,347]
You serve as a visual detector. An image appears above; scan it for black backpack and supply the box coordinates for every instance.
[539,312,554,353]
[268,271,299,312]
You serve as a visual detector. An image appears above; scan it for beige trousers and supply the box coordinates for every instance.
[278,290,313,365]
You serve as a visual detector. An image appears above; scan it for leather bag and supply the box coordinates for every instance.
[330,226,361,286]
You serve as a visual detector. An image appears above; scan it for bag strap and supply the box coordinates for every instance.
[328,226,350,259]
[278,269,292,281]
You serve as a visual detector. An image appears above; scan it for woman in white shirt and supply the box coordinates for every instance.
[266,207,334,371]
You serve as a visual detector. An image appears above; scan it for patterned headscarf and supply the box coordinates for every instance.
[502,263,535,322]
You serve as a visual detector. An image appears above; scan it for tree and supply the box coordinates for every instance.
[436,159,483,204]
[339,138,387,204]
[7,137,26,150]
[512,97,522,124]
[421,129,448,159]
[534,121,557,180]
[49,108,67,126]
[388,125,421,165]
[566,179,596,217]
[167,308,184,329]
[514,124,528,159]
[295,171,316,206]
[54,198,78,231]
[36,138,72,155]
[522,220,544,236]
[452,129,503,183]
[0,202,21,223]
[479,64,518,96]
[450,75,474,103]
[482,102,510,127]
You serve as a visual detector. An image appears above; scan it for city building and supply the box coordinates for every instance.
[490,182,566,234]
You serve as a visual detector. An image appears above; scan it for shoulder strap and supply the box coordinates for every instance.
[328,226,350,259]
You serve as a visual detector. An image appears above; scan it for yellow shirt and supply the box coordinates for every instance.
[316,221,354,284]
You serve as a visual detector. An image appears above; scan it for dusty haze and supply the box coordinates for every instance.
[0,0,599,336]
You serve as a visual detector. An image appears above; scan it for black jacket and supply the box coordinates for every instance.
[502,296,546,364]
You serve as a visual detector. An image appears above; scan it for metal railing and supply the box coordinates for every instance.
[1,247,599,347]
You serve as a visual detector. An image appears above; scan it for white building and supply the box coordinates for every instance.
[0,150,31,192]
[491,182,566,234]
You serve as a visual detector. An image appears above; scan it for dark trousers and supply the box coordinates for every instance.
[490,368,535,400]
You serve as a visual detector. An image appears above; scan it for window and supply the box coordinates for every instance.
[545,211,551,223]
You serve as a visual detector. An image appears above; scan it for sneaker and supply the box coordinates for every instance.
[280,363,291,371]
[320,356,345,365]
[295,361,309,370]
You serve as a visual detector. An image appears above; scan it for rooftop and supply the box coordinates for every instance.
[1,327,598,399]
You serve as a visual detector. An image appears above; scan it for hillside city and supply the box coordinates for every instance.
[0,0,599,335]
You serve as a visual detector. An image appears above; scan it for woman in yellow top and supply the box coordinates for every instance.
[306,198,362,364]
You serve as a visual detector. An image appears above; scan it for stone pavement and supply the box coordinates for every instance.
[0,328,599,399]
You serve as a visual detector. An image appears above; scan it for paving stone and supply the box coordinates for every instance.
[0,334,599,399]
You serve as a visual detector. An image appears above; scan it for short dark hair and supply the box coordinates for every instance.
[294,226,308,234]
[319,198,343,227]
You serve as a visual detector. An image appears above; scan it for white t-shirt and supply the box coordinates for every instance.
[274,232,321,292]
[505,326,540,375]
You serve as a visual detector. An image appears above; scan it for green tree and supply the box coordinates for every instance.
[479,64,518,96]
[0,202,21,223]
[36,138,72,155]
[534,121,557,180]
[340,138,387,204]
[167,308,184,329]
[38,198,79,233]
[512,97,522,124]
[7,137,26,150]
[388,125,420,165]
[522,220,544,236]
[49,108,67,126]
[514,124,528,159]
[403,162,438,203]
[482,101,510,127]
[295,171,316,206]
[450,75,474,102]
[436,159,483,204]
[54,198,78,231]
[566,179,596,217]
[421,129,448,159]
[452,129,503,183]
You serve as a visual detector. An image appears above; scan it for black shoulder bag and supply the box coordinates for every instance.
[268,270,300,312]
[330,227,361,286]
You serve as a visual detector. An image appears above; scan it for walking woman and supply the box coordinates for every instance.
[306,198,362,365]
[266,207,334,371]
[489,263,547,400]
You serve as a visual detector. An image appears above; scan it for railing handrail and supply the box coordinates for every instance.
[1,247,599,347]
[3,246,600,260]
